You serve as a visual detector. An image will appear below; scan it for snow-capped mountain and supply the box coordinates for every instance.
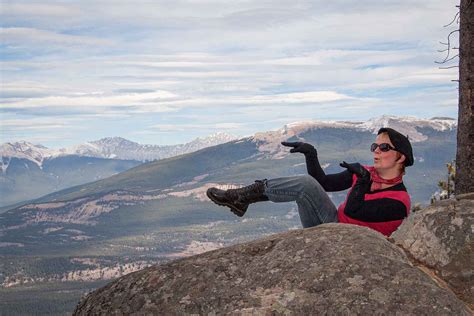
[274,115,457,141]
[359,116,457,142]
[2,116,456,170]
[0,141,53,171]
[1,132,238,170]
[252,115,457,156]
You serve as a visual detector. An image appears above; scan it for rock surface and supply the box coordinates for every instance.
[74,224,471,315]
[392,197,474,308]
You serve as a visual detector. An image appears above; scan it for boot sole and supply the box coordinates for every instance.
[206,190,246,217]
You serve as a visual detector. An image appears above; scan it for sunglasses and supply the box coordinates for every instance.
[370,143,396,152]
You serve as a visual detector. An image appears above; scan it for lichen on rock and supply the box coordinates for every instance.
[392,196,474,309]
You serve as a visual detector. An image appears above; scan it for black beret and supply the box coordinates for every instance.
[377,127,414,167]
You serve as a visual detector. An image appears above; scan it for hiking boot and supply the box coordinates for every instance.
[206,180,269,217]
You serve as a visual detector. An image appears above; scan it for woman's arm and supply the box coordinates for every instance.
[281,141,352,191]
[305,154,353,192]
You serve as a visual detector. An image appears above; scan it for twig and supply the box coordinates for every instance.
[444,12,460,27]
[437,47,459,52]
[435,54,459,64]
[435,30,460,64]
[438,65,459,69]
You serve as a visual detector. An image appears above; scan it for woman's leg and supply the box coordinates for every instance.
[263,175,338,228]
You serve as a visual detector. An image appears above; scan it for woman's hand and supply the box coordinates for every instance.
[281,141,317,156]
[340,161,370,181]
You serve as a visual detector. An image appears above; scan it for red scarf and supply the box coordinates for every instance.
[366,166,404,191]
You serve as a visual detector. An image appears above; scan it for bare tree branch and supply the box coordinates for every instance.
[435,29,460,64]
[444,12,460,27]
[447,29,461,40]
[438,47,459,52]
[436,2,463,96]
[439,65,459,69]
[435,54,460,64]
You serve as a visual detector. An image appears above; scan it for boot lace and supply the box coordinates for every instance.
[227,181,265,201]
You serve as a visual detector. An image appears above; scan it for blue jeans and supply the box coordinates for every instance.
[262,175,339,228]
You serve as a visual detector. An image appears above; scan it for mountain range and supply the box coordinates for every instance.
[1,132,238,168]
[0,115,458,315]
[0,133,238,207]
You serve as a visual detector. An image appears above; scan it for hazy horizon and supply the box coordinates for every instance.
[1,114,458,149]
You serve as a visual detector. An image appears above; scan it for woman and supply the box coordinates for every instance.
[206,127,414,236]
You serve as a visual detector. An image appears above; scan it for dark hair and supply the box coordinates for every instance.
[377,127,414,167]
[379,132,406,173]
[395,151,406,174]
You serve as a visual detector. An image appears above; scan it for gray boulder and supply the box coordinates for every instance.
[392,195,474,308]
[74,224,471,315]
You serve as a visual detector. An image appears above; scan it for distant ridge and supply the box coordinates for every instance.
[0,132,238,169]
[0,115,457,207]
[251,115,457,156]
[430,116,456,120]
[2,116,457,170]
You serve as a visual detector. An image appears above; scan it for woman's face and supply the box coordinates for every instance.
[373,133,404,170]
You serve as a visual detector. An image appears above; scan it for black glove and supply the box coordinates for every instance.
[281,141,317,157]
[340,161,371,211]
[339,161,370,181]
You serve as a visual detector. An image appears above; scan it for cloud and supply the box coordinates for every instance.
[245,91,354,104]
[2,90,179,110]
[0,27,114,46]
[147,122,244,132]
[0,117,88,145]
[1,3,79,17]
[1,86,54,99]
[1,119,68,130]
[0,0,459,147]
[0,116,87,128]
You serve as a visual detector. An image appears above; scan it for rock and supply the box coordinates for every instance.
[73,224,471,315]
[456,192,474,200]
[392,197,474,309]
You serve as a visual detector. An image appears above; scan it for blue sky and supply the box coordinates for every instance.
[0,0,460,148]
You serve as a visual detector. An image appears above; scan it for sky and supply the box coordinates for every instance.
[0,0,460,148]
